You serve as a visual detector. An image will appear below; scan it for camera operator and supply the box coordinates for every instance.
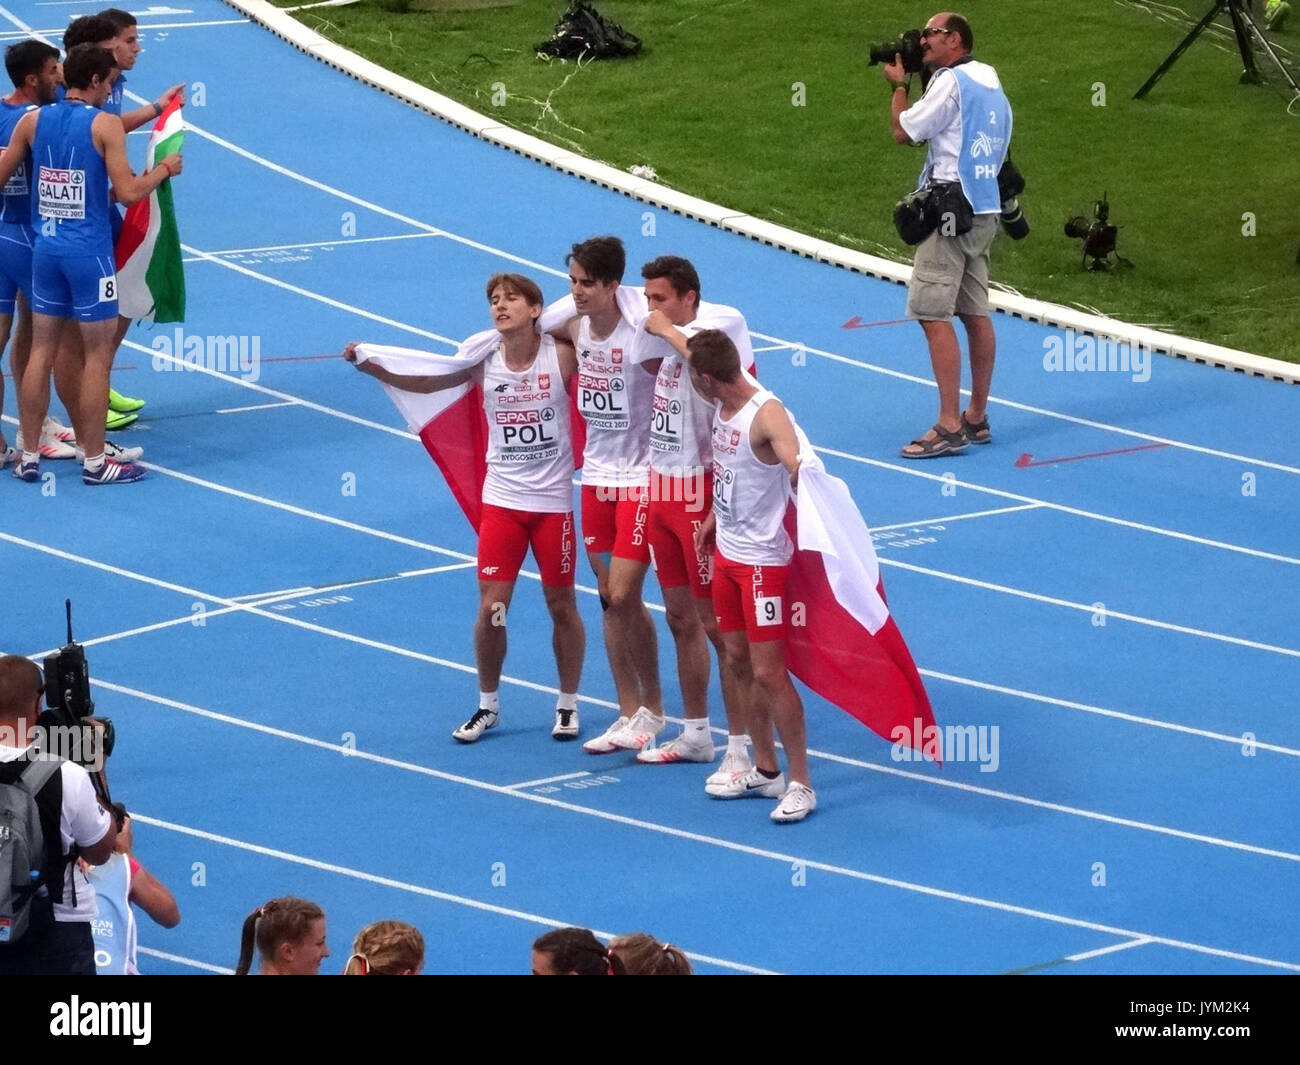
[883,13,1012,458]
[0,654,117,975]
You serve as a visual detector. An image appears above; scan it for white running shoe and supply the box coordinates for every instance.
[705,745,753,789]
[20,418,77,460]
[452,707,499,743]
[0,445,17,470]
[637,732,715,764]
[706,766,785,800]
[75,439,144,463]
[552,708,579,740]
[610,706,666,751]
[771,783,817,823]
[582,716,630,754]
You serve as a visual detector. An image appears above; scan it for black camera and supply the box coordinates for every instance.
[1065,195,1122,270]
[997,158,1030,240]
[869,29,925,73]
[39,600,117,808]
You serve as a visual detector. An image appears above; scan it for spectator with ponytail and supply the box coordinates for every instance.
[343,920,424,975]
[531,927,624,975]
[233,897,329,976]
[608,933,693,975]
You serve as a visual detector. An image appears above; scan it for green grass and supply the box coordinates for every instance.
[273,0,1300,361]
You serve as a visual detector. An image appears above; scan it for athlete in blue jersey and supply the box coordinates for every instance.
[0,45,181,486]
[58,11,185,426]
[0,40,60,470]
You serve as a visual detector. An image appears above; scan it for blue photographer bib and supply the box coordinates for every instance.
[950,64,1011,214]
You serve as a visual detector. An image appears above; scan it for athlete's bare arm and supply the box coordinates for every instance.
[342,341,477,393]
[752,399,803,489]
[94,112,179,204]
[693,509,717,557]
[0,110,36,187]
[555,336,578,389]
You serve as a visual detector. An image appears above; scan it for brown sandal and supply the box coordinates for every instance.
[961,412,991,445]
[901,423,968,460]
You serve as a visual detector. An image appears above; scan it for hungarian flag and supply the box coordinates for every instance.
[353,331,583,531]
[115,97,184,322]
[784,432,938,756]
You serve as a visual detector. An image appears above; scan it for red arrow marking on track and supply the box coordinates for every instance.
[842,316,911,330]
[1014,442,1170,468]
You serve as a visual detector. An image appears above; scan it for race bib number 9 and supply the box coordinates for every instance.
[38,166,86,220]
[754,595,782,627]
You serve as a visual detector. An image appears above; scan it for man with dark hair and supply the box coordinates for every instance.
[630,255,757,783]
[0,44,181,486]
[686,330,816,823]
[883,11,1011,458]
[556,236,668,756]
[0,40,60,470]
[0,654,118,975]
[346,274,586,744]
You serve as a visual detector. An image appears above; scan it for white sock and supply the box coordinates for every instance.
[83,452,105,472]
[727,734,749,758]
[556,692,578,711]
[479,690,499,712]
[22,450,39,465]
[684,718,710,739]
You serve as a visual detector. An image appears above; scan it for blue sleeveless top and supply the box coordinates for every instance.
[30,101,112,255]
[0,100,36,229]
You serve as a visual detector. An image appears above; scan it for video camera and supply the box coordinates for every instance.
[1065,195,1123,270]
[868,29,926,74]
[39,599,118,813]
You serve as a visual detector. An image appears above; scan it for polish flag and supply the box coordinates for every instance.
[785,436,938,756]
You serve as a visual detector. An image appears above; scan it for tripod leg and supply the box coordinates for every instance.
[1134,1,1226,99]
[1227,1,1262,82]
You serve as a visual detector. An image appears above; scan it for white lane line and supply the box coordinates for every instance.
[1,529,621,711]
[505,771,592,790]
[180,242,455,343]
[24,563,477,660]
[132,812,778,975]
[880,556,1300,660]
[817,446,1300,568]
[92,692,1296,973]
[870,503,1044,534]
[183,231,442,260]
[137,946,235,975]
[102,461,1297,755]
[5,527,1281,863]
[917,668,1300,758]
[1066,937,1153,964]
[215,400,297,414]
[0,19,250,33]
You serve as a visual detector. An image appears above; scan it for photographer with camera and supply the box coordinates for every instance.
[0,654,117,975]
[882,13,1013,458]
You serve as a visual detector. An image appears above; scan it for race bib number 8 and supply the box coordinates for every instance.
[755,595,782,627]
[99,275,117,303]
[38,166,86,220]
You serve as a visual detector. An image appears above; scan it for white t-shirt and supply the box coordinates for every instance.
[899,61,1001,183]
[0,744,109,922]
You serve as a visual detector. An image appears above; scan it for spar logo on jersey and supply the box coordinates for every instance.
[578,372,608,392]
[538,373,551,390]
[495,409,541,425]
[541,407,556,421]
[611,348,624,364]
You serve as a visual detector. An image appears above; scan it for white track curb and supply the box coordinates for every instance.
[226,0,1298,385]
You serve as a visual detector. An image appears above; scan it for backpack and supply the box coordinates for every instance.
[0,757,62,945]
[536,2,642,61]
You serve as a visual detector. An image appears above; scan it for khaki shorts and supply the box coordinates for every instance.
[906,214,999,321]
